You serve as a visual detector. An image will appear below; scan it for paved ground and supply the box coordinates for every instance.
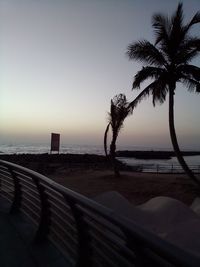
[0,198,71,267]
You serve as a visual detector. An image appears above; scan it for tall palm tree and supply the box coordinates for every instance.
[104,94,131,177]
[127,3,200,186]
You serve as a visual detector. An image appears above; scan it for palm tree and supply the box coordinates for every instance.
[127,3,200,186]
[104,94,131,177]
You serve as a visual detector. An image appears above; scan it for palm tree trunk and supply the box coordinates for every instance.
[104,123,110,157]
[110,132,120,177]
[169,85,200,188]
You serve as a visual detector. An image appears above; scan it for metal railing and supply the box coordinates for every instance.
[128,163,200,174]
[0,159,200,267]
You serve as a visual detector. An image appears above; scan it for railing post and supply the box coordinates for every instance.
[65,198,92,267]
[9,168,22,214]
[32,178,51,243]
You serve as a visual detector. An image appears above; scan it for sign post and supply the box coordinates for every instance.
[50,133,60,154]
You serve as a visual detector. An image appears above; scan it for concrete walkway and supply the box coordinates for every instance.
[0,199,71,267]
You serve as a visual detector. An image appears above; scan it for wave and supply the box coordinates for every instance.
[0,143,104,155]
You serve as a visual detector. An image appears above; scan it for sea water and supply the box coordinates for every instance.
[0,143,199,172]
[0,143,173,155]
[119,155,200,172]
[0,143,104,155]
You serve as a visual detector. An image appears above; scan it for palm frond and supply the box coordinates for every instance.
[166,3,187,59]
[128,78,167,110]
[184,11,200,33]
[128,87,151,111]
[175,38,200,64]
[180,75,200,93]
[152,14,170,46]
[170,3,183,36]
[133,66,164,89]
[127,40,167,66]
[179,49,199,65]
[177,64,200,81]
[132,77,168,108]
[108,94,131,134]
[181,37,200,47]
[152,79,168,106]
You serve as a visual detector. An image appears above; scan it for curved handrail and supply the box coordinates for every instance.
[0,159,200,267]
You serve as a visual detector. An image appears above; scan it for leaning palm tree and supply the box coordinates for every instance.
[127,3,200,186]
[104,94,131,177]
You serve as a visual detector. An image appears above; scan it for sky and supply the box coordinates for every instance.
[0,0,200,150]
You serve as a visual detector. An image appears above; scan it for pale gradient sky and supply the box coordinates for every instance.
[0,0,200,149]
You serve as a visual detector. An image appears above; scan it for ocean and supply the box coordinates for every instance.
[0,143,104,155]
[119,155,200,173]
[0,143,200,173]
[0,143,175,155]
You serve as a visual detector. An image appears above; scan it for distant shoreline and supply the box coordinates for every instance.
[116,150,200,159]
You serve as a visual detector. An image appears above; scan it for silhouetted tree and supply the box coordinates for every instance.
[104,94,131,177]
[127,3,200,186]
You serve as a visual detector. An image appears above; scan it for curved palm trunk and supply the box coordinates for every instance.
[169,86,200,188]
[110,131,120,177]
[104,123,110,157]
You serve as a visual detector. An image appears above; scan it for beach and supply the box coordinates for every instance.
[0,153,199,205]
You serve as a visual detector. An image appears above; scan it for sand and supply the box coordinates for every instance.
[0,153,199,205]
[48,170,199,205]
